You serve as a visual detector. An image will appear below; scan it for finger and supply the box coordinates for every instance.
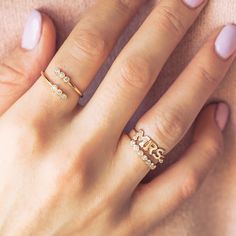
[135,25,236,153]
[13,0,149,119]
[127,103,229,234]
[82,0,208,135]
[0,10,56,115]
[47,0,147,100]
[115,24,236,189]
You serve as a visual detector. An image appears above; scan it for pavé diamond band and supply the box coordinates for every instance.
[130,129,166,170]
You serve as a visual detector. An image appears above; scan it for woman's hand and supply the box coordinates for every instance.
[0,0,235,235]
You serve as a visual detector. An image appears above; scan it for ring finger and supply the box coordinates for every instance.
[116,24,236,189]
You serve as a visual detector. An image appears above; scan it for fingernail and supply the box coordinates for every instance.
[215,24,236,60]
[183,0,204,8]
[215,103,229,131]
[21,10,42,50]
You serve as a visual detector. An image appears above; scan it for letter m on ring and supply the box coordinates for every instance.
[133,129,150,148]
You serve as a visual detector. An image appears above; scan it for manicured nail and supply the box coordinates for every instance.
[215,103,229,131]
[21,10,42,50]
[215,24,236,60]
[183,0,204,8]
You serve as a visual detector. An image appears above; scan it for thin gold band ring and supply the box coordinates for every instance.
[41,71,68,100]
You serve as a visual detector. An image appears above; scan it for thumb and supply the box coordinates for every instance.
[0,10,56,114]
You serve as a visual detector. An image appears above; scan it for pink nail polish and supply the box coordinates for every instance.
[215,103,229,131]
[21,10,42,50]
[183,0,204,8]
[215,24,236,60]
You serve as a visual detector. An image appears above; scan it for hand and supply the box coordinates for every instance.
[0,0,235,235]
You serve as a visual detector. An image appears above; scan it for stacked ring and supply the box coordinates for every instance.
[130,129,166,170]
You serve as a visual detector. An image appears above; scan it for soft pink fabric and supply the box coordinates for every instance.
[0,1,236,235]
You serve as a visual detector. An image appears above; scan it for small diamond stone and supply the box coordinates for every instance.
[137,150,144,156]
[52,85,58,91]
[57,89,63,95]
[130,140,135,146]
[142,155,148,161]
[61,94,67,100]
[59,72,65,79]
[133,145,139,151]
[150,164,156,170]
[63,76,70,83]
[54,67,61,75]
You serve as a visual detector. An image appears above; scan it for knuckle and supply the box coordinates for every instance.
[181,171,199,200]
[38,145,89,194]
[54,159,85,191]
[118,57,153,90]
[69,29,107,59]
[117,0,140,11]
[71,141,96,183]
[157,5,186,35]
[0,63,31,87]
[153,110,186,146]
[197,65,219,85]
[6,121,42,156]
[204,136,224,158]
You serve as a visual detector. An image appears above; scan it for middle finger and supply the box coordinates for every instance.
[80,0,208,136]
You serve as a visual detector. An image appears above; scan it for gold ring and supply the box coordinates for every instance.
[41,71,68,100]
[54,68,83,97]
[130,129,166,170]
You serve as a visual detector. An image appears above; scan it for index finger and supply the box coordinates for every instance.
[11,0,148,118]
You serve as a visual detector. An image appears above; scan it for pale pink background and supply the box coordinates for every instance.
[0,0,236,235]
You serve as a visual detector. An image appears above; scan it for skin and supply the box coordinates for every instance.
[0,0,236,235]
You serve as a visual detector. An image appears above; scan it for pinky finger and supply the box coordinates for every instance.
[128,103,229,234]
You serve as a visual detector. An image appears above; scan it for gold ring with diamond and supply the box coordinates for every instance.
[41,71,68,100]
[54,68,83,97]
[129,129,166,170]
